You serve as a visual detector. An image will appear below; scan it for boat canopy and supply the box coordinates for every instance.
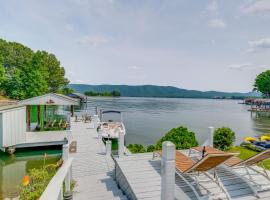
[101,110,122,114]
[100,110,123,122]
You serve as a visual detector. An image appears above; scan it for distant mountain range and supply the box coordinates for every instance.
[69,84,260,99]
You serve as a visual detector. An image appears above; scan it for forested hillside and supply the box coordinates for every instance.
[0,39,69,99]
[69,84,259,99]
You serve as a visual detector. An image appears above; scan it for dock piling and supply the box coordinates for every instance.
[118,131,125,157]
[62,144,71,193]
[208,126,215,147]
[106,140,112,156]
[161,141,175,200]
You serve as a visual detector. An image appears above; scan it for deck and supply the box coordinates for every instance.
[115,151,270,200]
[70,119,127,200]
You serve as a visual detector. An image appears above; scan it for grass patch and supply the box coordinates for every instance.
[228,146,270,170]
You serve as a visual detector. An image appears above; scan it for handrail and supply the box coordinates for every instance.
[40,158,73,200]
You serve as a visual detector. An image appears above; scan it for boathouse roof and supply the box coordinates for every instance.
[18,93,80,106]
[0,104,24,112]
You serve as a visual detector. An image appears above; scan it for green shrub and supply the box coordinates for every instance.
[127,144,146,153]
[20,159,62,200]
[147,145,156,152]
[214,127,235,151]
[156,126,198,150]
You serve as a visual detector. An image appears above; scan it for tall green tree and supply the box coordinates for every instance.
[33,51,69,93]
[0,64,6,91]
[254,70,270,97]
[0,38,69,99]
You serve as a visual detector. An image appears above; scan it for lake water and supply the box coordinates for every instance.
[2,97,270,199]
[78,97,270,146]
[0,149,61,199]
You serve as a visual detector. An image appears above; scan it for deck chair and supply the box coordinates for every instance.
[191,146,270,180]
[50,119,56,127]
[58,119,63,127]
[154,150,235,173]
[153,150,235,200]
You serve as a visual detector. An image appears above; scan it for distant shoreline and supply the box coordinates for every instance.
[69,84,259,100]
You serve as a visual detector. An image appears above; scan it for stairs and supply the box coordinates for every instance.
[73,173,127,200]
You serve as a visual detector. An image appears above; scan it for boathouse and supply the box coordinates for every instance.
[0,93,79,153]
[66,92,88,103]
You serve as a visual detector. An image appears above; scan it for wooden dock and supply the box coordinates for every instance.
[114,151,270,200]
[70,119,127,200]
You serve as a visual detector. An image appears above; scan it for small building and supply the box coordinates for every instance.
[0,93,79,153]
[0,105,26,152]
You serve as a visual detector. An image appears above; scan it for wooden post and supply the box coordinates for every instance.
[161,141,175,200]
[208,126,214,147]
[27,105,31,131]
[70,105,74,117]
[106,140,112,156]
[62,144,71,193]
[44,105,47,121]
[118,131,124,157]
[37,105,41,126]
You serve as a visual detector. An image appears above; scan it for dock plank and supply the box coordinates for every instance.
[70,120,126,200]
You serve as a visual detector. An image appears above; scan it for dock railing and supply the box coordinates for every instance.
[40,144,73,200]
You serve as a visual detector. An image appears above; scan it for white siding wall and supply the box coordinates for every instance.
[2,107,26,147]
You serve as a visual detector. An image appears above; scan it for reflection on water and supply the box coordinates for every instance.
[0,149,61,199]
[76,97,270,146]
[250,112,270,134]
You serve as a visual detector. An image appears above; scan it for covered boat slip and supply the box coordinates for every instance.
[115,150,270,200]
[0,93,79,152]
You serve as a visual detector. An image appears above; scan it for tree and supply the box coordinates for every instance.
[127,144,146,153]
[254,70,270,97]
[0,64,6,90]
[147,145,156,152]
[61,87,74,95]
[111,90,121,97]
[32,51,69,93]
[0,38,70,99]
[213,127,235,151]
[156,126,198,150]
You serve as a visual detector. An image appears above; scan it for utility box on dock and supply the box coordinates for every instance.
[0,105,26,152]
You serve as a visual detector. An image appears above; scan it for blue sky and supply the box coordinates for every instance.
[0,0,270,92]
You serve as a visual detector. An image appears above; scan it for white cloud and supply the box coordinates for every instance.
[207,19,226,29]
[65,23,74,32]
[247,38,270,52]
[77,36,109,46]
[228,63,252,71]
[75,79,84,83]
[128,65,140,70]
[207,0,218,13]
[242,0,270,15]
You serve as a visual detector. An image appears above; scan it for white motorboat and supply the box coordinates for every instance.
[98,110,126,139]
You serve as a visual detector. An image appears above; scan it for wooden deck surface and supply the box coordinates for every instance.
[70,119,127,200]
[115,150,270,200]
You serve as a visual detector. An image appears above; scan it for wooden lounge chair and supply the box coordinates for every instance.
[58,119,63,127]
[50,119,56,127]
[63,121,69,129]
[154,150,235,173]
[153,150,235,200]
[191,146,270,179]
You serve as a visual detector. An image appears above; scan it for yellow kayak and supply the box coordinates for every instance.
[261,135,270,141]
[244,137,257,143]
